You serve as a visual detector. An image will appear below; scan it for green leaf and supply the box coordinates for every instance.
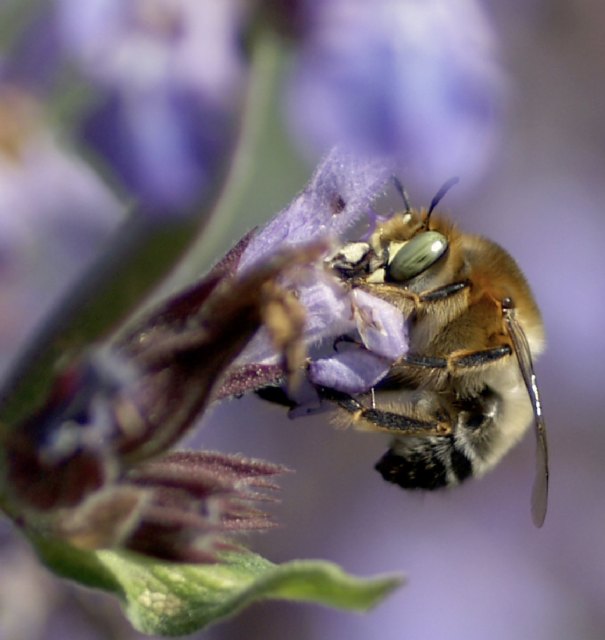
[33,537,403,636]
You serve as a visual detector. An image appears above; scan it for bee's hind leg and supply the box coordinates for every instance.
[317,385,468,490]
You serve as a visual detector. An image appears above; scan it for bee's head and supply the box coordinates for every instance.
[384,177,459,284]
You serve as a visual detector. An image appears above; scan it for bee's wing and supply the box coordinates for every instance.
[504,309,549,527]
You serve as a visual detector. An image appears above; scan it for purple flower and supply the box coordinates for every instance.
[286,0,506,187]
[232,148,408,396]
[54,0,248,210]
[80,85,227,212]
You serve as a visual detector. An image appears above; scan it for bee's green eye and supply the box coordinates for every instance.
[387,231,448,282]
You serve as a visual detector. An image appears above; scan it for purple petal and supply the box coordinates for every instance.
[237,148,394,272]
[297,271,356,342]
[352,289,407,359]
[236,269,355,365]
[309,349,391,394]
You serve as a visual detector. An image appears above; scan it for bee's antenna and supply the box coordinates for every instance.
[426,176,460,225]
[391,176,412,213]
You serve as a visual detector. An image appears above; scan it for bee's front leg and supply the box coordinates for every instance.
[417,280,471,303]
[362,279,470,322]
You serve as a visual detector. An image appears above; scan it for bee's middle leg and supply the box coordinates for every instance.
[403,343,512,374]
[317,386,452,437]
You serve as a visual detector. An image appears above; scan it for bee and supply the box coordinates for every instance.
[324,178,549,526]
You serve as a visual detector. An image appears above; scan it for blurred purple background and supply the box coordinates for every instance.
[1,1,605,639]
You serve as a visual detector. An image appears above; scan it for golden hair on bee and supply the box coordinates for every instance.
[323,178,549,527]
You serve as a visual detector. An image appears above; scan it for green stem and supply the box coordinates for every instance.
[0,0,45,55]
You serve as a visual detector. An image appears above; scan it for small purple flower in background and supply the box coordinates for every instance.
[286,0,506,187]
[54,0,249,210]
[0,88,123,375]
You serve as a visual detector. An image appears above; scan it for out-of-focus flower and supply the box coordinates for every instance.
[1,239,320,562]
[0,88,124,375]
[47,0,504,210]
[286,0,506,187]
[54,0,249,210]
